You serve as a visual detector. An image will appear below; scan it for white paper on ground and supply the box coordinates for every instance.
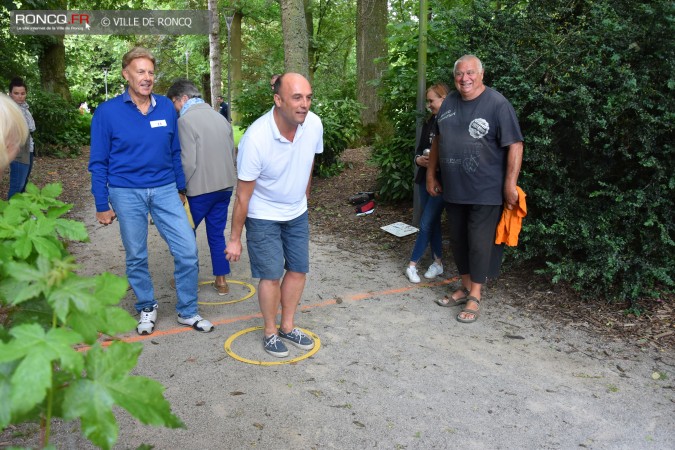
[380,222,419,237]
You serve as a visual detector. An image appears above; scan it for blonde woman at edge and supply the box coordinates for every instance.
[0,93,29,174]
[406,83,449,283]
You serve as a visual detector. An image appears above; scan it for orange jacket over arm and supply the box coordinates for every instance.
[495,186,527,246]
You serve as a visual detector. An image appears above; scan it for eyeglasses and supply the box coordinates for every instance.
[454,70,479,78]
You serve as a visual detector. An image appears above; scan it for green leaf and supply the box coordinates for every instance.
[32,236,63,260]
[0,361,19,428]
[45,204,73,219]
[0,325,83,417]
[64,378,119,450]
[55,218,88,241]
[63,342,183,450]
[47,275,98,323]
[93,272,130,306]
[40,183,63,199]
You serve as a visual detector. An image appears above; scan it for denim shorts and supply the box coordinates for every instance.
[245,211,309,279]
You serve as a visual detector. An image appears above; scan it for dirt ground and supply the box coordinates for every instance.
[1,147,673,353]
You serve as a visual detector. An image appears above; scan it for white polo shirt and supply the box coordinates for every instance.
[237,107,323,221]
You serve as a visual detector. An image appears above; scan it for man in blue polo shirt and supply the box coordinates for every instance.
[89,47,214,335]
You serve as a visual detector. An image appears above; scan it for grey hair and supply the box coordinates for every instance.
[166,79,202,101]
[453,55,484,75]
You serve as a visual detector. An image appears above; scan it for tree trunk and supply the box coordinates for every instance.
[38,35,70,101]
[230,11,242,123]
[305,0,315,83]
[280,0,310,78]
[208,0,222,107]
[356,0,387,129]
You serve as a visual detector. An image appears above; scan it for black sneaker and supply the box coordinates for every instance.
[348,192,375,204]
[278,327,315,350]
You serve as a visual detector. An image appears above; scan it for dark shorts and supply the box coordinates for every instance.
[245,211,309,279]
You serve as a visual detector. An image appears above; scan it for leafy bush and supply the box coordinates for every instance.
[0,184,183,449]
[233,79,272,130]
[29,90,90,158]
[312,98,363,177]
[371,134,416,201]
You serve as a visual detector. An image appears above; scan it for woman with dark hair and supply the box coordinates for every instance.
[7,77,36,199]
[405,83,450,283]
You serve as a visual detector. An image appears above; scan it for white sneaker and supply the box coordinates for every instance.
[137,306,157,335]
[406,266,421,283]
[424,262,444,279]
[177,314,214,332]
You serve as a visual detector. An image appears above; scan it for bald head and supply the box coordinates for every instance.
[273,73,313,132]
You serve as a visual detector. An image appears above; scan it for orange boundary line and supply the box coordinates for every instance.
[77,276,459,351]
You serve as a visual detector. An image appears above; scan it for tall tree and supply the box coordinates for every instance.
[208,0,222,106]
[230,10,242,122]
[356,0,387,129]
[37,35,71,101]
[279,0,310,77]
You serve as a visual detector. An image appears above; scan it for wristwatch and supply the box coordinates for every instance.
[178,188,187,195]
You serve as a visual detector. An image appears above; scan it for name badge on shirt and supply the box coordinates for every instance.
[150,120,167,128]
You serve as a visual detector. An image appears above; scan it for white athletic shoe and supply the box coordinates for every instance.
[177,314,214,333]
[406,266,421,283]
[424,262,444,279]
[137,306,157,335]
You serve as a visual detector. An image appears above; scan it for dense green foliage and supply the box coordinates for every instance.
[312,98,363,177]
[0,185,183,449]
[29,90,91,158]
[377,0,674,302]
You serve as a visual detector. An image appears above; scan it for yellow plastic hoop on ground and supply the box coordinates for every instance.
[224,326,321,365]
[197,279,256,306]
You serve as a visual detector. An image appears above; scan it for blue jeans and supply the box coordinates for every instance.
[409,184,444,263]
[109,183,199,318]
[187,189,233,276]
[7,153,33,199]
[245,211,310,279]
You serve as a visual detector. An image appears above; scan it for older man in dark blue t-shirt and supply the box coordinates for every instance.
[427,54,524,324]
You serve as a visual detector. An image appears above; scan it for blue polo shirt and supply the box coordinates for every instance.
[89,89,184,212]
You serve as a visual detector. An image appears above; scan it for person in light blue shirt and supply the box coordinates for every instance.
[89,47,214,335]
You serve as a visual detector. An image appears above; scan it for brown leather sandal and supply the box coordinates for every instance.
[435,288,469,307]
[456,296,481,323]
[213,280,229,295]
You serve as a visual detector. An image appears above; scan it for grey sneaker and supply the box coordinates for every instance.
[177,314,214,332]
[137,306,157,335]
[278,327,315,350]
[263,334,289,358]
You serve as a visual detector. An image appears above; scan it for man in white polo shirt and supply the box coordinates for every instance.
[226,73,323,358]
